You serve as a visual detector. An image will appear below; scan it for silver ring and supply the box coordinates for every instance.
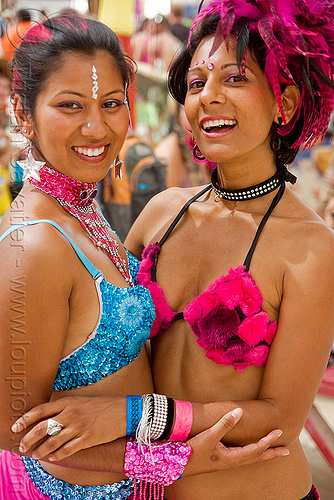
[87,122,92,128]
[46,418,63,436]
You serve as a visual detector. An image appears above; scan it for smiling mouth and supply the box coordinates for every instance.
[202,118,237,133]
[73,145,106,157]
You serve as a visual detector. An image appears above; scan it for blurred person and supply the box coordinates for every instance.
[0,128,11,217]
[0,57,11,128]
[155,103,212,187]
[131,17,153,63]
[1,9,32,61]
[133,14,181,70]
[169,4,190,45]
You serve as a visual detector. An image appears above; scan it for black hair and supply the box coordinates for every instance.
[168,11,301,168]
[17,10,31,22]
[12,12,135,116]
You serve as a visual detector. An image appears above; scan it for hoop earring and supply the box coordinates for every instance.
[192,143,206,161]
[270,120,282,154]
[270,133,282,153]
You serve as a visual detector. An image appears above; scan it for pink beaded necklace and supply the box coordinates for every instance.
[29,165,133,286]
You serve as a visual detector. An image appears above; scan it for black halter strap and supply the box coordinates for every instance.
[151,181,285,285]
[150,185,211,283]
[159,184,212,246]
[243,182,285,271]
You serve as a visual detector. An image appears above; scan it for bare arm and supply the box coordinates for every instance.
[0,223,70,452]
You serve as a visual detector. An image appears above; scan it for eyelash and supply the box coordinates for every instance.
[57,99,125,110]
[57,101,81,109]
[188,73,248,91]
[188,79,205,90]
[102,99,124,109]
[226,74,248,83]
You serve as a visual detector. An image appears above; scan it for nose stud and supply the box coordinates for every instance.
[87,122,92,128]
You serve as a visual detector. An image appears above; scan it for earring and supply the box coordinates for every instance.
[87,122,92,128]
[270,121,282,153]
[124,82,132,131]
[16,149,45,182]
[114,154,123,180]
[192,142,206,161]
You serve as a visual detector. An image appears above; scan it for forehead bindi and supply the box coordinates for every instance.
[43,52,123,97]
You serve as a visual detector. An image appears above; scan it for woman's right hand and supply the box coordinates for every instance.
[11,395,127,461]
[184,408,289,475]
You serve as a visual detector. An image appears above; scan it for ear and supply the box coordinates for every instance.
[275,85,300,125]
[13,95,35,140]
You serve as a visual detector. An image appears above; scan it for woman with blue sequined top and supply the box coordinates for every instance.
[0,11,289,500]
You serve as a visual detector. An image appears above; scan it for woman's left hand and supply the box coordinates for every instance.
[11,395,127,461]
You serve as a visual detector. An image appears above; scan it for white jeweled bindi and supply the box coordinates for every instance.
[92,65,98,99]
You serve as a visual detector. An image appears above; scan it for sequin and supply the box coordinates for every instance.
[53,253,155,390]
[124,440,192,487]
[22,457,135,499]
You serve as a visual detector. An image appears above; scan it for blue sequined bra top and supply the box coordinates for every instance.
[0,219,155,391]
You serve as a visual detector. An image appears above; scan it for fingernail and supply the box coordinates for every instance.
[19,445,25,453]
[277,430,283,438]
[282,450,290,456]
[48,455,55,461]
[231,408,243,418]
[11,423,20,432]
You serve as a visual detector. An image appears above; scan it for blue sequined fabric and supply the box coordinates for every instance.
[53,273,155,390]
[126,251,140,282]
[22,456,135,499]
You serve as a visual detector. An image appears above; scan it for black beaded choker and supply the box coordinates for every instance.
[211,167,296,202]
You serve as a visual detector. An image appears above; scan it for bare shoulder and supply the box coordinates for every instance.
[279,190,334,280]
[125,185,209,255]
[0,216,76,290]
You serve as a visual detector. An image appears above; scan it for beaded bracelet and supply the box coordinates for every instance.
[169,400,193,441]
[126,395,143,437]
[150,394,168,440]
[136,393,170,445]
[160,397,175,440]
[124,439,193,491]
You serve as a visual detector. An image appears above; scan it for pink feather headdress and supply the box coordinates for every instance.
[188,0,334,149]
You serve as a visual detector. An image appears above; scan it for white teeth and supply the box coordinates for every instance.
[203,118,237,130]
[74,146,105,157]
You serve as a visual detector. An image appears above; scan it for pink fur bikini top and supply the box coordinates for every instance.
[137,182,285,371]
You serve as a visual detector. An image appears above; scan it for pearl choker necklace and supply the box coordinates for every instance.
[211,168,286,202]
[29,165,133,286]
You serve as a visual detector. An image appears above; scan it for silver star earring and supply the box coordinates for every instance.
[114,154,123,180]
[17,149,45,182]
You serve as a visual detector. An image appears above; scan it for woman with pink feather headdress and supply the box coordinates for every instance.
[128,0,334,497]
[9,1,334,499]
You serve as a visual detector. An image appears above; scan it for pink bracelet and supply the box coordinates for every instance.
[124,439,192,491]
[169,400,193,441]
